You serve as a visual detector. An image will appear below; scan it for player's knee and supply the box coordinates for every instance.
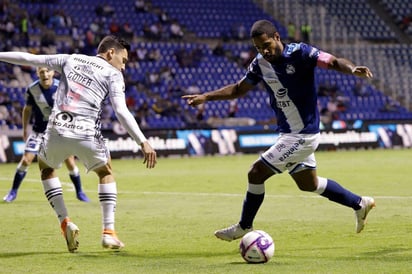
[296,181,317,192]
[41,167,55,180]
[94,164,113,178]
[248,163,271,184]
[21,157,33,166]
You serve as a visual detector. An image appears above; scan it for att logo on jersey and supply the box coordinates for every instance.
[276,88,288,98]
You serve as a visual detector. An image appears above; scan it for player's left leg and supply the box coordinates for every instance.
[4,133,41,202]
[79,136,124,249]
[94,162,124,249]
[291,169,375,233]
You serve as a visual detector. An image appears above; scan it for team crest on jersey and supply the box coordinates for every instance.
[285,64,295,74]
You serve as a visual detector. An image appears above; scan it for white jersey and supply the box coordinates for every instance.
[0,51,147,144]
[46,54,117,119]
[44,54,123,139]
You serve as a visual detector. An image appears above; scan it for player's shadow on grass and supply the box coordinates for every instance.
[357,247,412,262]
[0,251,74,258]
[0,250,239,258]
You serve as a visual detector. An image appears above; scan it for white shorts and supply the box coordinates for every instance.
[38,129,109,172]
[24,132,44,154]
[260,133,320,174]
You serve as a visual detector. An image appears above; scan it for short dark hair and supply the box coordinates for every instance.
[97,35,131,54]
[250,20,278,38]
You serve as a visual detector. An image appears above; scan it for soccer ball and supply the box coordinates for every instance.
[239,230,275,263]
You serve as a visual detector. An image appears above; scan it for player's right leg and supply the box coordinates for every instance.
[3,134,39,202]
[40,158,80,252]
[38,133,80,252]
[3,154,33,202]
[215,160,274,241]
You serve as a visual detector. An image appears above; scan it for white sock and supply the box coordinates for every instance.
[42,177,68,224]
[16,162,29,172]
[248,183,265,194]
[314,176,328,194]
[98,182,117,231]
[69,166,79,176]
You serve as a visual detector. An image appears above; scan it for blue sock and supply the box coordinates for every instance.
[11,170,27,191]
[239,192,265,229]
[69,174,83,193]
[321,179,362,210]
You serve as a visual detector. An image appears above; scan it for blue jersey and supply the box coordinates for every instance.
[244,43,321,134]
[25,78,58,133]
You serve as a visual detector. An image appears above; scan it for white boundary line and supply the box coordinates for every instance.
[1,177,411,199]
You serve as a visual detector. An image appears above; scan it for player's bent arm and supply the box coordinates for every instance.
[111,97,157,169]
[110,95,148,145]
[318,52,372,79]
[22,105,32,140]
[0,52,48,67]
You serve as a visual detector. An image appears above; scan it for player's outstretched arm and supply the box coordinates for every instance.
[0,52,48,67]
[182,79,253,107]
[326,55,373,79]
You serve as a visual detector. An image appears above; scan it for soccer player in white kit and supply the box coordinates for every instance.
[183,20,375,242]
[0,35,157,252]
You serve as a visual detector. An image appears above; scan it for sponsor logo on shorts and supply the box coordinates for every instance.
[278,138,305,162]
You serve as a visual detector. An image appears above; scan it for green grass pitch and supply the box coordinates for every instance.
[0,149,411,273]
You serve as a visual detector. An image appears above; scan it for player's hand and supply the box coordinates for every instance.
[352,66,373,79]
[182,94,206,106]
[140,141,157,169]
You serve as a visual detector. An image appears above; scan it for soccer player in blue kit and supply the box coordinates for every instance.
[183,19,375,241]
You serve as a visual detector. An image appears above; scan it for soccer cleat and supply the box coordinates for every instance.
[3,190,17,203]
[102,229,125,249]
[76,191,90,202]
[61,218,80,252]
[355,196,376,233]
[214,223,253,241]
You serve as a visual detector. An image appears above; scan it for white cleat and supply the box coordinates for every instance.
[355,196,376,233]
[214,223,253,241]
[102,230,125,250]
[61,219,79,253]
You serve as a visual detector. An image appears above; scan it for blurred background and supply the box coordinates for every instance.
[0,0,411,161]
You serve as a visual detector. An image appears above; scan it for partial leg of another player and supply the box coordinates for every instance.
[3,152,35,202]
[64,156,90,202]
